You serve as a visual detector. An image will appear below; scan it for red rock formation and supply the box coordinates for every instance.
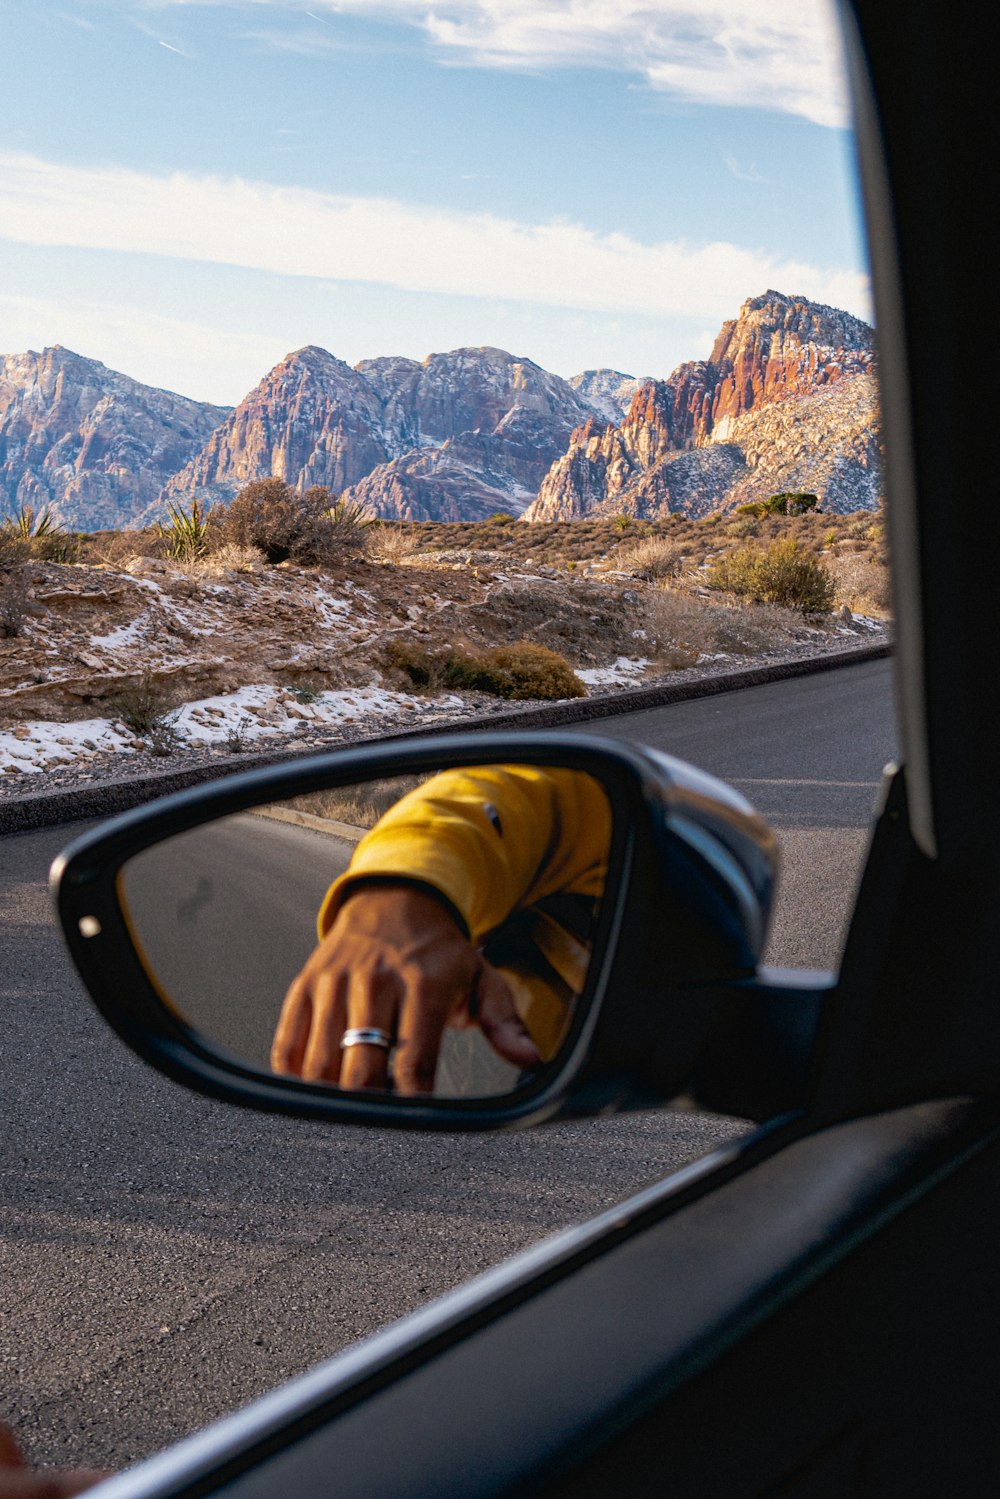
[526,291,878,520]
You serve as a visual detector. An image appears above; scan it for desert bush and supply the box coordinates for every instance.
[614,536,690,581]
[110,671,182,746]
[650,586,806,659]
[220,480,370,565]
[825,553,893,616]
[224,716,255,754]
[704,537,836,613]
[736,492,819,519]
[2,503,78,561]
[277,775,427,830]
[488,512,516,525]
[368,524,420,565]
[843,509,882,539]
[0,526,29,569]
[0,566,29,638]
[204,541,262,573]
[724,515,759,539]
[84,529,159,567]
[387,639,585,700]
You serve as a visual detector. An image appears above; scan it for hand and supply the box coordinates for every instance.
[0,1424,109,1498]
[271,885,541,1093]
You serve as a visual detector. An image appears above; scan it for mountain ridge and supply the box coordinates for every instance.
[1,292,881,530]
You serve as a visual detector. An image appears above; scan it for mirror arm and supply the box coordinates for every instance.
[677,968,833,1122]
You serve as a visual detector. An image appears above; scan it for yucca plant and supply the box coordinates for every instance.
[2,503,59,540]
[158,497,213,560]
[326,495,376,531]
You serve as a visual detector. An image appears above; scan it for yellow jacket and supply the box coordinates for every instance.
[318,765,612,1057]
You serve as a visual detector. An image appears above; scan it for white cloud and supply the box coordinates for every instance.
[0,152,871,328]
[156,0,850,128]
[0,290,283,403]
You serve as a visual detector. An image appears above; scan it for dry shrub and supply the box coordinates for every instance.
[87,529,160,568]
[723,515,759,539]
[825,552,893,616]
[614,536,690,581]
[174,540,263,576]
[0,528,29,570]
[387,638,585,700]
[704,537,836,613]
[220,479,370,565]
[277,775,427,830]
[649,587,805,660]
[109,671,183,749]
[368,524,420,565]
[844,511,880,539]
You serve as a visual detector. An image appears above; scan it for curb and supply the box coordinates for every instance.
[1,639,891,836]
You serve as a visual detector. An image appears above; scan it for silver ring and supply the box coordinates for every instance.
[341,1027,393,1050]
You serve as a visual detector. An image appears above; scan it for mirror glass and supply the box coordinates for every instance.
[118,764,611,1100]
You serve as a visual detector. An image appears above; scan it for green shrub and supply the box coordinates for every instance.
[387,639,585,700]
[488,511,516,525]
[736,492,819,519]
[705,537,836,613]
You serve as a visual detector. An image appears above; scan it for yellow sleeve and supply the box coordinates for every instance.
[317,765,611,943]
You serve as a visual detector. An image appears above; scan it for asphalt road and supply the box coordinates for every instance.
[0,658,896,1474]
[119,812,520,1093]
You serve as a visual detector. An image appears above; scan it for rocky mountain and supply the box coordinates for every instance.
[1,293,881,530]
[0,347,229,531]
[165,345,599,522]
[525,291,879,520]
[568,369,649,425]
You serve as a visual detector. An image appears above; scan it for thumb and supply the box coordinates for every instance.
[475,963,542,1070]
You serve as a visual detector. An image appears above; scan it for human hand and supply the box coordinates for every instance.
[0,1424,110,1498]
[271,885,541,1093]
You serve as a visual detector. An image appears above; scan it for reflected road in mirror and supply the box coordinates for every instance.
[119,766,611,1101]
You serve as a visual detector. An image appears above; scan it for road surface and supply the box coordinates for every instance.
[0,658,896,1473]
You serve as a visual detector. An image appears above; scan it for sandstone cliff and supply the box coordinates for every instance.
[525,291,879,520]
[0,347,229,531]
[165,344,597,521]
[2,292,881,531]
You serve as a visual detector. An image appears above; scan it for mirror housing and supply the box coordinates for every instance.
[52,732,781,1129]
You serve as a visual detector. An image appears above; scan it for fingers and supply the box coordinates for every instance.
[337,966,397,1092]
[476,964,543,1070]
[271,972,316,1076]
[392,975,454,1095]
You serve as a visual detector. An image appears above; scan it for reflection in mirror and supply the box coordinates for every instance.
[118,765,612,1101]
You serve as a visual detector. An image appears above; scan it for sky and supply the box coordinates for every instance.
[0,0,871,406]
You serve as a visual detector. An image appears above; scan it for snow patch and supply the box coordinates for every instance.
[1,718,135,775]
[577,657,652,686]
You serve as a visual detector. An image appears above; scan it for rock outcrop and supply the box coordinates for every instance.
[525,292,878,520]
[566,369,648,425]
[0,347,229,531]
[159,345,410,511]
[2,293,881,530]
[165,344,598,521]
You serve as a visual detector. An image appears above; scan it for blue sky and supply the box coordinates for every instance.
[0,1,870,405]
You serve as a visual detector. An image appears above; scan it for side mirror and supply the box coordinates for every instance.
[52,732,782,1129]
